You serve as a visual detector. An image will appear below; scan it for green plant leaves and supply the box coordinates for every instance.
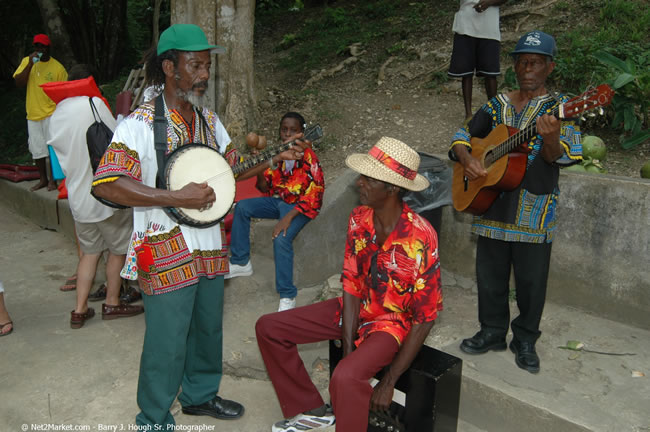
[622,130,650,150]
[613,73,635,89]
[593,50,632,73]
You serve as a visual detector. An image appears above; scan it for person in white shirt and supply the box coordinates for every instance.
[48,64,143,329]
[447,0,507,120]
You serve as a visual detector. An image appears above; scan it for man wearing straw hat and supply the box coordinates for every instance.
[256,137,442,432]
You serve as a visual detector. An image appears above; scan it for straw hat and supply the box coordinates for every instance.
[345,137,429,191]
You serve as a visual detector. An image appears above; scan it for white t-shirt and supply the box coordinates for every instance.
[48,96,117,223]
[452,0,501,41]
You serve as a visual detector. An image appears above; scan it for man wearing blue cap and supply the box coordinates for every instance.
[92,23,310,427]
[449,30,582,373]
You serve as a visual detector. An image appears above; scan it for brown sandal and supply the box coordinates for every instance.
[70,308,95,329]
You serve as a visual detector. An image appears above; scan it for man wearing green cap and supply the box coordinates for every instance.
[449,30,582,374]
[92,23,310,427]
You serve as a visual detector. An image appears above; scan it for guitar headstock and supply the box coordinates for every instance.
[561,84,615,119]
[303,123,323,142]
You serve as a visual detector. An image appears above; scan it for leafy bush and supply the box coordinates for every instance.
[593,50,650,149]
[545,0,650,149]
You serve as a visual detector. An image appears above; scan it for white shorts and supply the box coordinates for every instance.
[27,117,51,159]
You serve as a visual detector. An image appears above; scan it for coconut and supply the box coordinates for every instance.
[641,160,650,179]
[585,164,603,173]
[582,135,607,161]
[564,164,586,173]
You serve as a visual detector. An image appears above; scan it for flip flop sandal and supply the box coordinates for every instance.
[0,321,13,337]
[60,274,77,292]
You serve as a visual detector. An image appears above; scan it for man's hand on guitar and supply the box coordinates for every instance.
[174,181,216,211]
[453,144,488,180]
[537,114,560,145]
[537,114,564,162]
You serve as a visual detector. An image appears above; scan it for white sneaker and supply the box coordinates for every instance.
[278,297,296,312]
[225,261,253,279]
[271,411,335,432]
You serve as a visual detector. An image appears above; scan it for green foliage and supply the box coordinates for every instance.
[500,66,518,91]
[593,50,650,149]
[545,0,650,150]
[264,1,442,74]
[0,82,29,164]
[387,42,406,56]
[257,0,303,12]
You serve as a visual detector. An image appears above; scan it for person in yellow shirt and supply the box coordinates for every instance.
[13,34,68,191]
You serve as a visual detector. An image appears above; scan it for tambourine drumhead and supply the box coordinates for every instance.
[165,144,236,227]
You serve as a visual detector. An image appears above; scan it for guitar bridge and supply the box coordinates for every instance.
[463,176,468,192]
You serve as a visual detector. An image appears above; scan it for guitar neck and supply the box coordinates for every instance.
[232,140,295,175]
[486,104,561,164]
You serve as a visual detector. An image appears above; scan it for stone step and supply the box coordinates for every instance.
[430,271,650,432]
[225,259,650,432]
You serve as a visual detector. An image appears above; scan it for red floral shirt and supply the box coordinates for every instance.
[263,147,324,219]
[340,203,442,346]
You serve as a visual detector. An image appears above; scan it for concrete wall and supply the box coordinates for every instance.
[3,161,649,330]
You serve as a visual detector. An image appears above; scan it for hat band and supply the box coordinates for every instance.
[368,146,416,180]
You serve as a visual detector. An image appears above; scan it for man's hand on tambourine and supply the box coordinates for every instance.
[173,181,216,211]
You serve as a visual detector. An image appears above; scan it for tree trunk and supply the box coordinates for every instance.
[171,0,259,142]
[100,0,128,80]
[34,0,76,69]
[153,0,163,45]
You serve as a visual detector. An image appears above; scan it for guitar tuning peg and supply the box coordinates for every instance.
[587,112,597,117]
[580,116,586,122]
[599,107,604,115]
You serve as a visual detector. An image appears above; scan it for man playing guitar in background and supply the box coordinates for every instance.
[449,30,582,374]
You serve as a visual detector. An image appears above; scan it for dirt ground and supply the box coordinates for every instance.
[246,5,649,184]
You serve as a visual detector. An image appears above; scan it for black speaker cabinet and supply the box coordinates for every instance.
[329,340,462,432]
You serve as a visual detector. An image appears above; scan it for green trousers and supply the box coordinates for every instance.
[135,276,224,427]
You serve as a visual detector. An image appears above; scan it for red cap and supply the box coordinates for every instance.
[33,34,51,46]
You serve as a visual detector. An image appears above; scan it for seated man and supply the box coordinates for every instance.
[227,112,325,312]
[256,137,442,432]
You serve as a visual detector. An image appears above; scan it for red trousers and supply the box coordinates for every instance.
[256,298,399,432]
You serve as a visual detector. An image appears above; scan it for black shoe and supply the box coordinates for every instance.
[119,286,142,304]
[509,339,540,374]
[88,284,107,302]
[182,396,244,420]
[460,330,507,354]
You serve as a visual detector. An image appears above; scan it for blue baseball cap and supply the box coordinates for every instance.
[511,30,557,59]
[157,24,226,55]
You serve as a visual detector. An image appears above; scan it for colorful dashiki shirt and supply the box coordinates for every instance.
[92,97,237,295]
[263,147,325,219]
[339,203,442,346]
[449,93,582,243]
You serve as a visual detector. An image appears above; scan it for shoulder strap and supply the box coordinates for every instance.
[153,95,167,188]
[88,97,101,122]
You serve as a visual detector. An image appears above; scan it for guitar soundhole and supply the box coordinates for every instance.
[484,151,494,169]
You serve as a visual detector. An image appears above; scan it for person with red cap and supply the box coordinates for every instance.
[13,33,67,191]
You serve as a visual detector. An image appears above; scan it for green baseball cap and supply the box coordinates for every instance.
[157,24,226,55]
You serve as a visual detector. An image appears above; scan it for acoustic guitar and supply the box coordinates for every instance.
[452,84,614,215]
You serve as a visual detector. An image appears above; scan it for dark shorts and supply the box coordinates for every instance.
[448,33,501,77]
